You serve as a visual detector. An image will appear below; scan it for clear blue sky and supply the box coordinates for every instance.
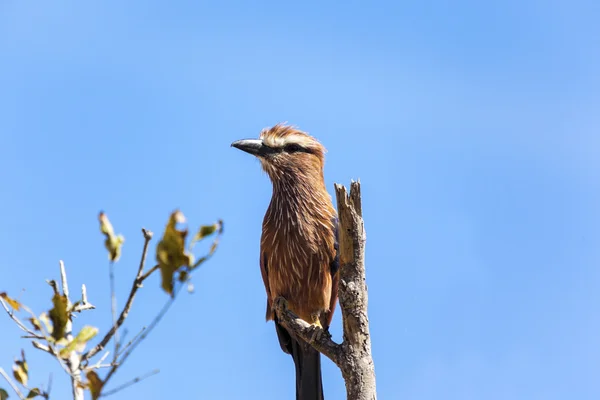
[1,1,599,399]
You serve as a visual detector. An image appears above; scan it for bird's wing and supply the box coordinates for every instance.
[323,216,340,328]
[260,250,273,321]
[261,249,295,354]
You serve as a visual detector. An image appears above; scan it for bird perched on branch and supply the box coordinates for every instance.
[232,124,339,400]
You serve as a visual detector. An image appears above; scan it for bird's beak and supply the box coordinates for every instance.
[231,139,269,157]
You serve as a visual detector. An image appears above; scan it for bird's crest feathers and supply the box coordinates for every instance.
[260,123,327,156]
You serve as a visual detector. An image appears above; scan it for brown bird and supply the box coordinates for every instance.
[232,124,339,400]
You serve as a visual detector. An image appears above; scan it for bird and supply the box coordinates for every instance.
[232,124,339,400]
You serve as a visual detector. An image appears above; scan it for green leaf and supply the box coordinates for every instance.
[49,294,68,341]
[0,388,9,400]
[59,326,99,358]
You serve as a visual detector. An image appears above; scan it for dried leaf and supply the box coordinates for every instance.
[49,294,69,341]
[99,212,125,262]
[0,292,21,311]
[59,326,98,358]
[0,388,9,400]
[86,371,103,400]
[12,350,28,386]
[157,211,194,296]
[38,313,53,334]
[26,388,41,399]
[27,317,42,332]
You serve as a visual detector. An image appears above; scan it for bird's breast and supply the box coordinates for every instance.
[261,215,335,322]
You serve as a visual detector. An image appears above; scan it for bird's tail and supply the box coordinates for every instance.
[291,338,324,400]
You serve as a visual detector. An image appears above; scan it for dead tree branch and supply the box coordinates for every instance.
[272,297,342,365]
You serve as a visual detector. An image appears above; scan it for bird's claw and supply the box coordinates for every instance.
[306,323,322,343]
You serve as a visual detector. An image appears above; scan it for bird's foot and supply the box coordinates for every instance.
[307,313,325,343]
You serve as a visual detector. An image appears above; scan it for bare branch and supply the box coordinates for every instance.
[59,260,70,303]
[82,229,153,362]
[102,285,179,386]
[84,351,112,372]
[334,181,377,400]
[31,341,76,379]
[72,285,96,313]
[0,298,44,340]
[116,327,146,358]
[81,284,89,304]
[139,265,159,283]
[46,373,53,399]
[0,367,26,400]
[100,369,159,398]
[88,364,115,370]
[109,260,120,358]
[273,297,342,366]
[31,341,52,354]
[56,262,85,400]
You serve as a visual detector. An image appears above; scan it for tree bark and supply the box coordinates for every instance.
[334,181,377,400]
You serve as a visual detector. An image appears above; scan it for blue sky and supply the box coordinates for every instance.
[1,1,600,399]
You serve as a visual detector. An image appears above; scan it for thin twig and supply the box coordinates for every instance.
[103,283,181,385]
[46,373,53,399]
[0,367,26,400]
[88,364,115,369]
[32,341,75,378]
[72,284,96,313]
[109,260,120,359]
[100,369,159,398]
[139,264,159,283]
[117,326,146,358]
[0,298,44,340]
[84,351,111,372]
[82,229,153,362]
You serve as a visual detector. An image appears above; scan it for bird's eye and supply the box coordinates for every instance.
[284,143,304,153]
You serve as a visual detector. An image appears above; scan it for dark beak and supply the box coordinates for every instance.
[231,139,275,157]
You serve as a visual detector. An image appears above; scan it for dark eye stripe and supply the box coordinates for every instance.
[284,143,312,154]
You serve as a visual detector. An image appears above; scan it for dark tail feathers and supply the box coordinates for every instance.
[291,338,324,400]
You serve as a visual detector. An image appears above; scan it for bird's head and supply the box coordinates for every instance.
[231,124,326,182]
